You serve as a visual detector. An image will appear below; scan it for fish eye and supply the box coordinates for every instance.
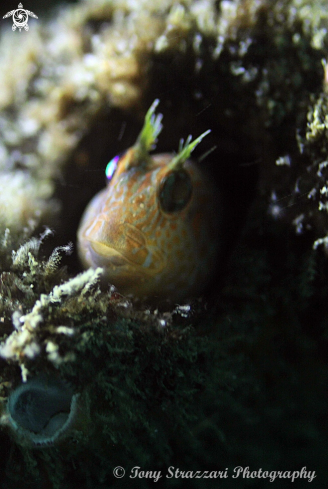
[159,169,192,213]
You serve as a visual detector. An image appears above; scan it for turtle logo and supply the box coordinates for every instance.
[3,3,38,32]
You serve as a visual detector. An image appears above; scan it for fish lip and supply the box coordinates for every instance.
[86,239,165,277]
[89,241,129,267]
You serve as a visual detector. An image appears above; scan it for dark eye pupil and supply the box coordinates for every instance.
[159,170,192,213]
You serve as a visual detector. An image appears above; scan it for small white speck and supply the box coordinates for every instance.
[46,341,58,353]
[276,155,291,166]
[56,326,75,336]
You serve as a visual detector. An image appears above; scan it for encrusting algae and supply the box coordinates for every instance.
[0,0,328,487]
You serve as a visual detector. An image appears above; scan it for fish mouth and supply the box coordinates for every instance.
[89,242,129,268]
[85,223,165,276]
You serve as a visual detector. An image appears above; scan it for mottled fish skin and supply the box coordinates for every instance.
[77,147,220,302]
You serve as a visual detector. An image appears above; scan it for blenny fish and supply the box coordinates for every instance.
[77,100,220,301]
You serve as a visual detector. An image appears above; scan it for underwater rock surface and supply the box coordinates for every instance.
[0,0,327,487]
